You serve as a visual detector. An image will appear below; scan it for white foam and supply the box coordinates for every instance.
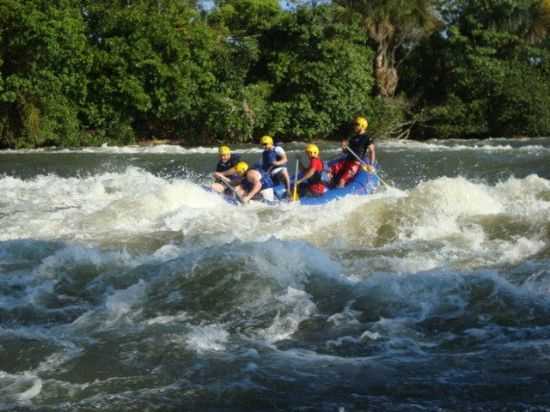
[145,312,189,325]
[0,167,231,242]
[324,329,382,349]
[382,139,550,153]
[384,254,443,274]
[104,281,146,327]
[522,267,550,295]
[247,239,347,288]
[360,330,382,341]
[260,287,317,343]
[71,280,147,331]
[327,304,361,327]
[492,174,550,219]
[16,377,42,401]
[325,335,362,348]
[0,371,42,404]
[151,244,185,260]
[357,174,550,273]
[33,245,137,279]
[185,324,229,353]
[0,144,265,155]
[494,237,546,265]
[1,165,548,277]
[401,176,504,241]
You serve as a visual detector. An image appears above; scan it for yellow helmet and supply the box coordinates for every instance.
[354,116,368,130]
[218,145,231,156]
[305,143,319,157]
[235,161,249,176]
[260,135,273,146]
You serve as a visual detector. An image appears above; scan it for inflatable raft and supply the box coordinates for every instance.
[273,167,380,205]
[209,160,382,205]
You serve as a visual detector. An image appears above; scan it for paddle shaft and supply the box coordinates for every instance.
[292,160,299,201]
[344,146,390,189]
[219,175,244,203]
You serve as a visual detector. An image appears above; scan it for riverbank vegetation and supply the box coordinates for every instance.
[1,0,549,148]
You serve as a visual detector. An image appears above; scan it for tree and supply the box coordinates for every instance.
[81,0,224,142]
[334,0,441,97]
[258,5,376,139]
[454,0,550,44]
[0,0,91,147]
[203,0,283,141]
[402,0,550,138]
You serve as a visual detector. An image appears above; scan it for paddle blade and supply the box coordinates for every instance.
[362,164,375,173]
[291,184,299,202]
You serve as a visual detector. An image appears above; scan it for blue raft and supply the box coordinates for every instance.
[212,163,382,206]
[272,167,380,205]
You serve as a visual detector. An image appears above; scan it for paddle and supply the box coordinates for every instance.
[344,146,391,189]
[291,159,300,202]
[218,175,244,204]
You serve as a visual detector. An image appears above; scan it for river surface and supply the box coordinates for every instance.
[1,138,550,411]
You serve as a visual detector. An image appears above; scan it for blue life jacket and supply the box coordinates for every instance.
[262,149,278,171]
[242,168,274,192]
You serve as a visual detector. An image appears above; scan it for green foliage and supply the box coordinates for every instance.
[259,6,376,139]
[207,3,378,142]
[489,55,550,136]
[212,0,282,34]
[366,96,409,140]
[0,0,91,147]
[200,82,273,143]
[1,0,550,147]
[333,0,442,97]
[81,1,216,141]
[402,0,550,138]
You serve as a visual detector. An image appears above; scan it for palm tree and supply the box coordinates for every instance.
[526,0,550,43]
[335,0,441,97]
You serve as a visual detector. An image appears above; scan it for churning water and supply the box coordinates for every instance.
[1,138,550,411]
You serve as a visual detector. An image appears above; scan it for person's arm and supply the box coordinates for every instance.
[272,148,288,166]
[367,143,375,164]
[297,166,315,184]
[213,167,236,180]
[342,138,355,158]
[220,167,237,177]
[242,173,262,203]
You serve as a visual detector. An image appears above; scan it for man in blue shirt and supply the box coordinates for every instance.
[260,135,291,196]
[211,145,241,194]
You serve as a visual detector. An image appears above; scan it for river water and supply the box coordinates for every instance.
[1,138,550,411]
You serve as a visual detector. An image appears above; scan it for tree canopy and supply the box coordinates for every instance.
[0,0,548,148]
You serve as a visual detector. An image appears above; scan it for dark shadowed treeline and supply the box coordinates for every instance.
[0,0,549,148]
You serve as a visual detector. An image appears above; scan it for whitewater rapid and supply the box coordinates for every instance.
[1,138,550,411]
[1,166,548,267]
